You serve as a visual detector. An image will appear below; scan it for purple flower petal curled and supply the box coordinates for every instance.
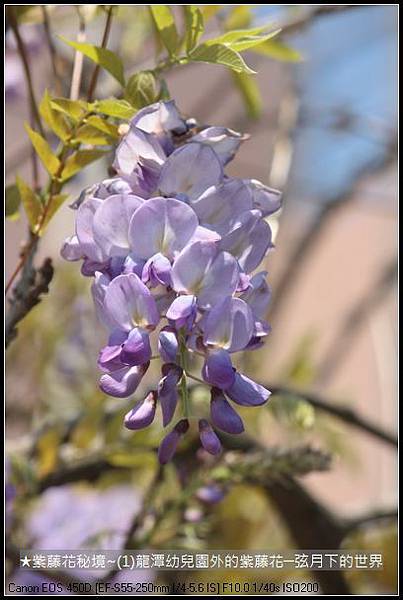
[60,235,83,261]
[158,419,189,464]
[142,252,172,287]
[128,197,199,260]
[75,198,106,263]
[166,295,197,331]
[158,364,183,426]
[198,419,222,455]
[240,271,271,320]
[171,241,239,309]
[203,297,254,353]
[245,179,282,217]
[124,390,157,430]
[104,273,159,332]
[131,100,187,153]
[192,126,247,166]
[227,373,271,406]
[202,349,235,390]
[120,328,152,366]
[113,128,166,178]
[99,362,149,398]
[92,194,143,257]
[158,326,179,363]
[210,389,244,434]
[158,142,223,200]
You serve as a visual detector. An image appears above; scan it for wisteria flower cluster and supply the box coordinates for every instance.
[61,100,281,464]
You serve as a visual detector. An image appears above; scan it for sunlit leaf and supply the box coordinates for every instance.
[36,428,61,477]
[231,71,262,119]
[15,176,41,230]
[189,43,255,74]
[184,6,204,53]
[39,90,71,141]
[50,97,88,121]
[6,184,21,220]
[74,125,115,146]
[93,98,136,119]
[60,36,125,86]
[61,149,107,181]
[85,115,119,138]
[125,71,157,108]
[252,39,303,62]
[24,124,61,176]
[40,194,68,230]
[150,5,178,56]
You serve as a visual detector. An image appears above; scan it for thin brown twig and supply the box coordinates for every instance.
[70,7,86,101]
[87,6,114,102]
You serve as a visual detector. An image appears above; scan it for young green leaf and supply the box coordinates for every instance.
[24,124,61,176]
[189,43,256,74]
[205,28,281,52]
[60,36,125,86]
[93,98,136,120]
[50,98,88,121]
[16,176,42,231]
[85,116,119,138]
[40,194,68,231]
[125,72,157,108]
[39,90,71,142]
[150,6,179,56]
[231,71,262,119]
[61,150,107,182]
[74,125,115,146]
[6,184,21,220]
[251,39,303,62]
[184,6,204,53]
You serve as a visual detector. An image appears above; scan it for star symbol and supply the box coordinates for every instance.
[20,556,31,567]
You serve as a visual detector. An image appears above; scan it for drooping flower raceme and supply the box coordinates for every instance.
[61,100,282,464]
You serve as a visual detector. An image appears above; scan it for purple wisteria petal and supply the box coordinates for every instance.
[159,142,223,200]
[241,271,271,320]
[158,364,183,426]
[196,484,226,504]
[124,390,157,430]
[122,254,145,278]
[227,373,271,406]
[203,297,254,353]
[245,179,282,216]
[91,271,116,330]
[210,389,244,434]
[128,197,198,260]
[131,100,187,153]
[158,326,179,363]
[171,241,239,308]
[192,126,247,166]
[104,273,159,332]
[93,176,139,199]
[142,252,172,287]
[158,419,189,464]
[92,194,143,257]
[166,295,197,330]
[202,349,235,390]
[60,235,83,261]
[233,219,273,274]
[219,209,261,256]
[75,198,106,262]
[189,225,221,244]
[120,327,152,365]
[198,419,222,455]
[190,179,252,235]
[99,362,149,398]
[113,128,166,178]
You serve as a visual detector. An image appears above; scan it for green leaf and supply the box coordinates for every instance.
[16,176,41,231]
[85,115,119,138]
[74,125,114,146]
[93,98,136,119]
[50,98,88,121]
[24,124,61,176]
[6,184,21,220]
[61,149,107,181]
[231,71,262,119]
[150,6,178,56]
[39,90,71,141]
[184,6,204,53]
[60,36,125,86]
[206,28,281,52]
[189,43,255,74]
[207,26,271,45]
[40,194,68,230]
[124,71,157,108]
[251,39,303,62]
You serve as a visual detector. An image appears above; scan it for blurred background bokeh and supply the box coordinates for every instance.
[6,5,398,595]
